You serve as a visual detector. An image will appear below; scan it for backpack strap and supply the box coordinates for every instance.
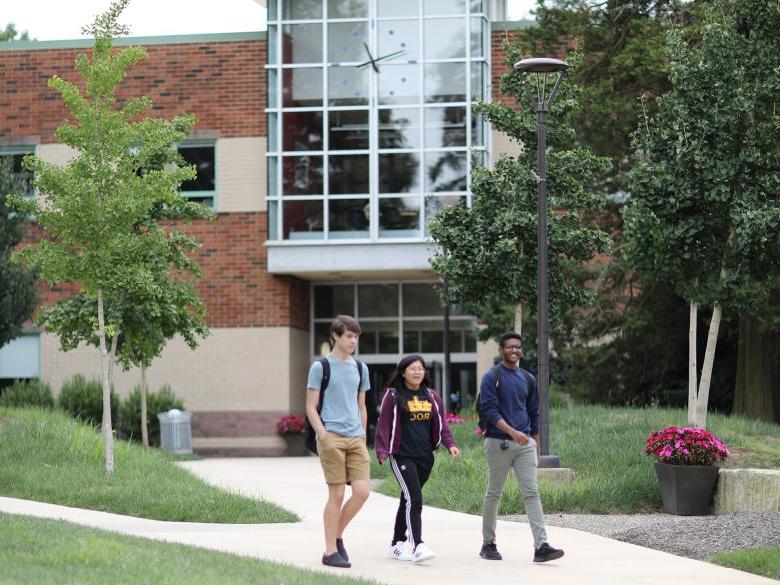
[491,364,502,395]
[317,357,330,411]
[355,358,363,393]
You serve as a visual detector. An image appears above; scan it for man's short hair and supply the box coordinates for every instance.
[499,332,522,347]
[330,315,361,342]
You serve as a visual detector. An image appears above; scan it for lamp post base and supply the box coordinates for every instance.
[539,454,561,468]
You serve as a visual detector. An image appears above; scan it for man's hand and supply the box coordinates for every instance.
[512,429,530,445]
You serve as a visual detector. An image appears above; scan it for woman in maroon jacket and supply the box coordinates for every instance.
[375,355,460,563]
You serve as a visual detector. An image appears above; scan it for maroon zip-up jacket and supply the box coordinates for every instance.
[374,386,457,462]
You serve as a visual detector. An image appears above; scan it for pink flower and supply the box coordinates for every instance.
[645,425,729,466]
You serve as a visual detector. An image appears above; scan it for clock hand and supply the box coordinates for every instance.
[357,49,407,72]
[372,49,407,64]
[358,42,379,73]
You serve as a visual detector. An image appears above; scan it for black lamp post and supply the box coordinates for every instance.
[513,57,568,468]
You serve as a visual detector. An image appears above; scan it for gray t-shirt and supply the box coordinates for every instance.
[307,354,370,437]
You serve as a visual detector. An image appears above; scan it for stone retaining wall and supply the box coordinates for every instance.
[714,468,780,514]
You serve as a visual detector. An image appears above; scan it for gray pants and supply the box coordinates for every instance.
[482,437,547,548]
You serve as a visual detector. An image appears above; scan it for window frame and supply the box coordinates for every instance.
[177,141,217,210]
[0,145,36,201]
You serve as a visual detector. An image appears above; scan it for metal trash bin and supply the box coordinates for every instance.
[157,409,193,454]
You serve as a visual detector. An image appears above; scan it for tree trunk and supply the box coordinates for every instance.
[693,305,723,429]
[687,301,698,425]
[514,303,523,336]
[97,289,115,475]
[108,333,118,383]
[733,316,780,423]
[141,362,149,448]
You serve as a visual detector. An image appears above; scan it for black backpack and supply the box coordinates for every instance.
[305,357,364,455]
[476,365,534,432]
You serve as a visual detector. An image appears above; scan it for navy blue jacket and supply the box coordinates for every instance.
[479,363,539,439]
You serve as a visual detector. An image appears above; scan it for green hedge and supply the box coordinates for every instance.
[0,379,54,409]
[58,374,118,428]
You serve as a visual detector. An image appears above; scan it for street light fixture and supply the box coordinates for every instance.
[513,57,568,468]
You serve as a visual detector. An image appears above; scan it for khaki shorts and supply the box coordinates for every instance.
[318,432,370,485]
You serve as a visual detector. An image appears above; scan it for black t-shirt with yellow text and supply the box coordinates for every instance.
[397,386,434,459]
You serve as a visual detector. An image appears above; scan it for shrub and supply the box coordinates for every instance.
[0,379,54,409]
[58,374,118,428]
[117,384,184,447]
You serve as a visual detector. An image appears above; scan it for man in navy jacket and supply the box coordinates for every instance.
[478,332,564,564]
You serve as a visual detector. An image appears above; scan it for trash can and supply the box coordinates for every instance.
[157,409,193,454]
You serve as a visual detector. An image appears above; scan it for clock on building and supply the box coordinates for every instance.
[266,0,489,241]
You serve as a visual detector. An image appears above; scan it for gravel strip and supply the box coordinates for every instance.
[502,512,780,560]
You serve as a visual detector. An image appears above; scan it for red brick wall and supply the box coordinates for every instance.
[186,212,309,330]
[20,213,310,331]
[1,39,266,141]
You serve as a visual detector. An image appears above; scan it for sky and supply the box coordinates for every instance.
[4,0,538,41]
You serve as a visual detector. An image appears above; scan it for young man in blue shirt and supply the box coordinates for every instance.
[306,315,371,569]
[479,332,564,563]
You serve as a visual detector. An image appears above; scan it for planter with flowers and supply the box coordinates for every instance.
[645,425,730,515]
[276,415,307,456]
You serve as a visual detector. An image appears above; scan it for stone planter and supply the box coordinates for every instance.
[282,433,307,457]
[654,461,719,515]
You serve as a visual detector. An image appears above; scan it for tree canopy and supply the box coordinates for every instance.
[429,48,612,342]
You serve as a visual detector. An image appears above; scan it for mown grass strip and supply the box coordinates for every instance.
[0,408,297,523]
[711,547,780,580]
[0,513,377,585]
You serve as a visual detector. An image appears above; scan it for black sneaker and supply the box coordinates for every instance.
[336,538,349,562]
[533,542,564,563]
[322,551,351,568]
[479,542,502,560]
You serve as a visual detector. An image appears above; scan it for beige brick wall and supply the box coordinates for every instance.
[40,326,302,412]
[216,136,266,213]
[288,327,310,413]
[476,337,499,390]
[492,128,524,160]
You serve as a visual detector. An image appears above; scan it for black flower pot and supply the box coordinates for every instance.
[282,433,307,456]
[654,461,719,515]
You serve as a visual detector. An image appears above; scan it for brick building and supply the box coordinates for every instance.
[0,1,529,455]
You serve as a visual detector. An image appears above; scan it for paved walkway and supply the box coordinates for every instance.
[0,457,775,585]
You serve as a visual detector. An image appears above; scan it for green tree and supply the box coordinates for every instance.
[0,158,37,349]
[528,0,679,194]
[37,209,209,447]
[11,0,207,473]
[1,23,30,42]
[429,49,612,343]
[624,0,780,428]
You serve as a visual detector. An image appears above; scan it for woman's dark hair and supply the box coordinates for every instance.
[387,355,432,406]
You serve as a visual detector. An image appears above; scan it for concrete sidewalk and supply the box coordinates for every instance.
[0,457,774,585]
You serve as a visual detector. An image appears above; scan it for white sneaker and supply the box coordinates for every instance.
[413,542,435,562]
[388,542,413,561]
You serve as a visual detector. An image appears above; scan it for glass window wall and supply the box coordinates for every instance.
[267,0,488,241]
[312,282,477,358]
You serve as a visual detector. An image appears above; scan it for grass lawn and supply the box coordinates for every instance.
[0,513,375,585]
[371,405,780,514]
[0,408,297,523]
[711,547,780,580]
